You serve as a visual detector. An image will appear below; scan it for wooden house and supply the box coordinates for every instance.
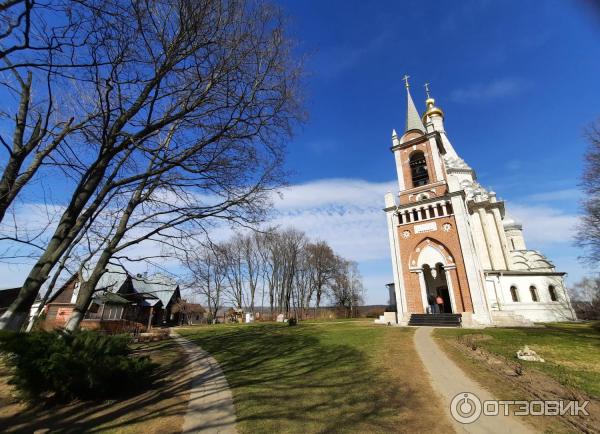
[44,269,181,331]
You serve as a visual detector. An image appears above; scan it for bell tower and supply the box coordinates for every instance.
[384,77,576,327]
[385,77,480,325]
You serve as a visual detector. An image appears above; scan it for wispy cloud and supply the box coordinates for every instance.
[0,178,586,302]
[525,188,582,203]
[508,203,579,245]
[270,179,395,261]
[450,78,528,103]
[311,30,390,78]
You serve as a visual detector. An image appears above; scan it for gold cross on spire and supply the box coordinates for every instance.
[424,82,431,98]
[402,74,410,89]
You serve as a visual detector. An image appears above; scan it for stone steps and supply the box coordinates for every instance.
[408,313,462,327]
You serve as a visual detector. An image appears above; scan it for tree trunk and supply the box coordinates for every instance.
[0,153,117,331]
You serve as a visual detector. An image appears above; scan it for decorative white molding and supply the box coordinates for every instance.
[414,221,437,233]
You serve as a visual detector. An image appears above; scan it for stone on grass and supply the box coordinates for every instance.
[516,345,545,362]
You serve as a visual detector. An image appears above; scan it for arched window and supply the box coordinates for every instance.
[548,285,558,302]
[510,286,519,302]
[529,285,539,302]
[410,151,429,187]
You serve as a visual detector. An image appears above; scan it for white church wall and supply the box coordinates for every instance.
[449,195,492,325]
[490,207,512,266]
[505,228,527,251]
[384,200,406,325]
[393,150,406,192]
[481,209,506,270]
[428,136,444,181]
[495,274,575,322]
[468,211,493,269]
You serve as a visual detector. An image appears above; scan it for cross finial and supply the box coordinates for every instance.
[402,74,410,89]
[424,82,431,98]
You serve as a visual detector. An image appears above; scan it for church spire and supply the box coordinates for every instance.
[402,75,425,133]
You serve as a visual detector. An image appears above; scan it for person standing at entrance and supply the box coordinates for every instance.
[427,295,435,314]
[435,295,444,313]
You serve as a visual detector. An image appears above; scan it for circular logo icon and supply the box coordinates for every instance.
[450,392,482,424]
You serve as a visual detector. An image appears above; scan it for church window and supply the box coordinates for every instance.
[446,201,453,215]
[413,209,419,221]
[529,286,539,302]
[409,151,430,187]
[510,286,519,302]
[548,285,558,302]
[421,208,427,220]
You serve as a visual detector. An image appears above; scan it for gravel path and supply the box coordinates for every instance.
[172,333,237,434]
[413,327,536,434]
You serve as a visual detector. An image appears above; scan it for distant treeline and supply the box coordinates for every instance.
[184,228,365,322]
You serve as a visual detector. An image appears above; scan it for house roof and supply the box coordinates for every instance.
[142,298,162,307]
[131,274,178,306]
[94,292,130,305]
[95,268,129,292]
[0,287,21,308]
[48,265,179,308]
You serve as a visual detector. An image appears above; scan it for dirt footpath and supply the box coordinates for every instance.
[413,327,536,434]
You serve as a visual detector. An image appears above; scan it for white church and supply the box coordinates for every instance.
[379,78,576,327]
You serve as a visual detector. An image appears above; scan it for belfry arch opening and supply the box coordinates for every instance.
[409,151,429,187]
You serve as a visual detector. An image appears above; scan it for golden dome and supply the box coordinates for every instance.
[422,97,444,122]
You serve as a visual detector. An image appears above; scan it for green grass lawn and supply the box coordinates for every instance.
[179,320,452,434]
[435,321,600,398]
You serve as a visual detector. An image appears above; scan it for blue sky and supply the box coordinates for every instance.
[269,0,600,303]
[2,1,600,305]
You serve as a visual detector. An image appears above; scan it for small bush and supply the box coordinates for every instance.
[287,318,297,326]
[0,329,156,401]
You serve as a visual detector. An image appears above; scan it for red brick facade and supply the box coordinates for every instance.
[396,215,473,314]
[393,130,474,315]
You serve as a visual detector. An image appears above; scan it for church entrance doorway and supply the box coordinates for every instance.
[423,263,453,313]
[436,286,452,313]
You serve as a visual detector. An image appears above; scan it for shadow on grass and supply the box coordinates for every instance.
[182,323,416,433]
[0,340,192,433]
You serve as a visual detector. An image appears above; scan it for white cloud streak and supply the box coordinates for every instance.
[0,178,583,303]
[450,78,527,103]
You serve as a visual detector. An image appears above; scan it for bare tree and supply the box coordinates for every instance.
[186,244,227,324]
[1,0,303,331]
[292,246,311,319]
[172,299,205,325]
[570,277,600,320]
[0,0,97,224]
[222,236,246,310]
[576,119,600,264]
[255,228,280,317]
[277,228,304,316]
[241,233,261,314]
[330,259,364,318]
[305,241,337,316]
